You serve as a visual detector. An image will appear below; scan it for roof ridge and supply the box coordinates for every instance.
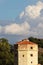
[16,39,37,45]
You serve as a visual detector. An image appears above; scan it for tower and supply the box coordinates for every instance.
[14,39,38,65]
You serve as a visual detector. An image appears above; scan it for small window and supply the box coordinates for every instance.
[30,54,33,57]
[31,61,32,63]
[30,47,33,49]
[22,55,24,57]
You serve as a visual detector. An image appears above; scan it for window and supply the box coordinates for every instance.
[31,61,32,63]
[30,47,33,49]
[30,54,33,57]
[22,55,24,57]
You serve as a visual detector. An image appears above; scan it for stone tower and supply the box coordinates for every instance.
[14,39,38,65]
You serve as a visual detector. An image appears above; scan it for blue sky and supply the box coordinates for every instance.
[0,0,38,20]
[0,0,43,44]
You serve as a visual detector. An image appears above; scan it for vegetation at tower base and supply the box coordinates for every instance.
[0,37,43,65]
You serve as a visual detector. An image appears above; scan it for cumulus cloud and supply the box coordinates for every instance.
[16,1,43,38]
[0,22,30,35]
[19,12,24,19]
[38,23,43,28]
[0,1,43,38]
[30,23,43,37]
[0,26,3,33]
[19,1,43,19]
[37,23,43,34]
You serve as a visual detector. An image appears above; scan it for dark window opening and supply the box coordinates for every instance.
[30,54,33,57]
[22,55,24,57]
[30,47,33,49]
[31,61,32,63]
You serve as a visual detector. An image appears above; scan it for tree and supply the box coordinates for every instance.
[0,38,14,65]
[28,37,43,48]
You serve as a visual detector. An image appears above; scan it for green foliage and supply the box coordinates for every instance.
[0,38,14,65]
[38,50,43,65]
[28,37,43,48]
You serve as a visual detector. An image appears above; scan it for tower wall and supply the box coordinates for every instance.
[18,51,27,65]
[27,44,38,65]
[14,40,38,65]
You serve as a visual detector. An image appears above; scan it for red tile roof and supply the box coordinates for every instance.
[16,39,37,45]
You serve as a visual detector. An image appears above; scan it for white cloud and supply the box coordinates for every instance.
[0,1,43,39]
[37,23,43,34]
[0,22,30,35]
[19,1,43,19]
[16,1,43,38]
[38,23,43,28]
[19,12,24,19]
[30,23,43,37]
[0,26,3,33]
